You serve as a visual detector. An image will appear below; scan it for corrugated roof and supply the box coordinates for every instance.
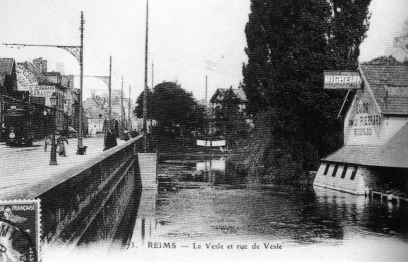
[324,122,408,168]
[361,65,408,115]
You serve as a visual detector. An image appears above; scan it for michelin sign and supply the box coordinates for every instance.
[324,71,361,89]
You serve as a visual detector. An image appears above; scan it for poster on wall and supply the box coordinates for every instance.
[16,64,38,92]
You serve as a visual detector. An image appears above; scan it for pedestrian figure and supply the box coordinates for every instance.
[130,129,139,138]
[44,135,52,152]
[57,136,69,156]
[103,128,117,151]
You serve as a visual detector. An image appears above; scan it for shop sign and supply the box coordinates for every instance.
[16,65,38,92]
[30,96,46,105]
[30,86,64,107]
[324,71,361,89]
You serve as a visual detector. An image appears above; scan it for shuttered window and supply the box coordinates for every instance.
[323,163,330,175]
[341,164,348,179]
[332,164,339,177]
[350,166,358,180]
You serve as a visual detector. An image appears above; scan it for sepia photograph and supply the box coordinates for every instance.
[0,0,407,261]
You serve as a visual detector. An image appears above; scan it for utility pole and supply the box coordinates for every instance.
[109,56,112,122]
[152,62,154,90]
[143,0,149,152]
[3,11,86,153]
[121,75,124,131]
[78,11,85,151]
[128,85,132,130]
[205,76,208,104]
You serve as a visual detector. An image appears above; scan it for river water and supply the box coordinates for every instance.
[120,157,408,261]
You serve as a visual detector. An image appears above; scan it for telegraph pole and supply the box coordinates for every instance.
[3,11,86,153]
[78,11,85,151]
[121,75,124,131]
[109,56,112,121]
[152,62,154,89]
[205,76,208,104]
[143,0,149,152]
[128,85,132,130]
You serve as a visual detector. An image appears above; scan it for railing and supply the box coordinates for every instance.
[39,136,144,248]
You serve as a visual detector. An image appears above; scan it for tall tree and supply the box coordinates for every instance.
[394,19,408,56]
[326,0,372,70]
[242,0,371,182]
[133,88,153,119]
[134,82,205,138]
[213,88,245,147]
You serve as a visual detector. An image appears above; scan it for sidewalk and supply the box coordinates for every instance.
[0,137,126,198]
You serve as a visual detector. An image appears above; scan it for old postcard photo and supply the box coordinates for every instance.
[1,0,408,261]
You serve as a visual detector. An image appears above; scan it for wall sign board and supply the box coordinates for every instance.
[324,71,362,89]
[16,64,38,92]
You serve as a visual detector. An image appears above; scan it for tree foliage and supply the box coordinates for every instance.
[394,19,408,56]
[213,88,246,144]
[363,55,404,66]
[242,0,371,182]
[134,82,206,137]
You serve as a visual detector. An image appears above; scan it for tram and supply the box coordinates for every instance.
[4,107,35,146]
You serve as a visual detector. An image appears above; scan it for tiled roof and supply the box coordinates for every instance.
[0,72,6,86]
[61,75,74,89]
[324,122,408,168]
[0,58,15,85]
[17,62,48,84]
[210,88,248,103]
[360,65,408,115]
[0,58,14,74]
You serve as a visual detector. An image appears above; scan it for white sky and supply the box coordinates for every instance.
[0,0,407,102]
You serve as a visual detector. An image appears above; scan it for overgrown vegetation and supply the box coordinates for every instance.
[134,81,207,140]
[242,0,372,184]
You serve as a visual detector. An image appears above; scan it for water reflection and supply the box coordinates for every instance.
[122,157,408,248]
[129,190,156,246]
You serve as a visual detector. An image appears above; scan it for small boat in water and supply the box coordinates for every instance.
[196,139,226,147]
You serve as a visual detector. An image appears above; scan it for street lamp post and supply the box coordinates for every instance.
[49,93,58,165]
[99,114,102,135]
[3,11,86,154]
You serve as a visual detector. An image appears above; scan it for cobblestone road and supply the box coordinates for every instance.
[0,137,126,198]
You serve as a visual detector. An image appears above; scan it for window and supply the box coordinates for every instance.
[350,166,358,180]
[341,164,348,179]
[323,163,330,175]
[332,164,339,177]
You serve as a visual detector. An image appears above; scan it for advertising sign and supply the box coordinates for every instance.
[16,65,38,92]
[324,71,362,89]
[30,86,63,107]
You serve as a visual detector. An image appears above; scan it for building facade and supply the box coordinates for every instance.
[209,87,248,113]
[314,65,408,195]
[1,57,85,141]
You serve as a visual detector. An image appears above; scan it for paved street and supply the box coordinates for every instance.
[0,137,126,198]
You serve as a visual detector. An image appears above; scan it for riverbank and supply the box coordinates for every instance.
[155,135,317,186]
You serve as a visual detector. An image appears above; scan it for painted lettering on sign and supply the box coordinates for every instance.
[324,71,361,89]
[16,65,38,92]
[349,114,382,126]
[324,75,361,85]
[354,127,372,136]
